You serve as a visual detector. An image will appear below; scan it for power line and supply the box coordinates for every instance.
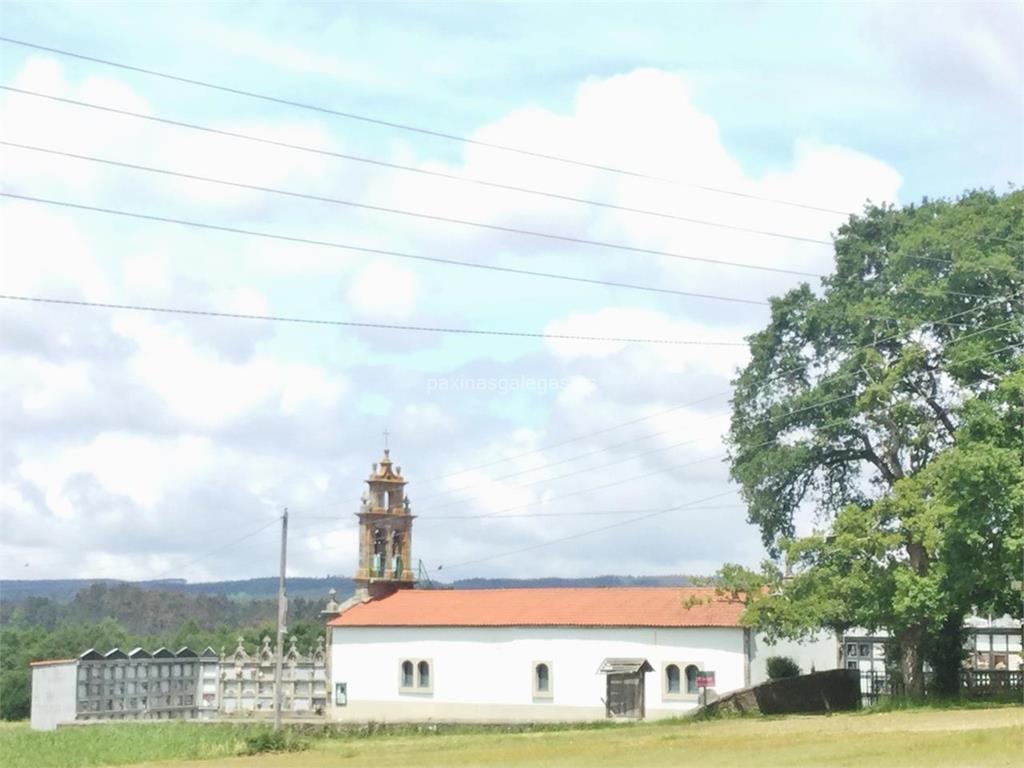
[287,392,734,518]
[1,88,846,244]
[1,192,1003,314]
[438,489,741,572]
[0,37,858,216]
[7,89,1017,254]
[418,435,705,510]
[286,296,1015,520]
[437,341,1023,571]
[411,426,691,504]
[0,294,748,347]
[287,503,745,526]
[296,301,1019,517]
[415,332,1022,519]
[3,197,1011,523]
[1,141,832,277]
[404,311,1023,505]
[146,516,279,582]
[0,192,774,307]
[418,451,727,521]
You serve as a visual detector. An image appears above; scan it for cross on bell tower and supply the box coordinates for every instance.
[354,445,416,600]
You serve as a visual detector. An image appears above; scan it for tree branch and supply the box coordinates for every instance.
[853,430,899,485]
[917,369,958,439]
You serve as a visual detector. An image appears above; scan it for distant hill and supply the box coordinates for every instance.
[1,573,698,605]
[0,577,355,604]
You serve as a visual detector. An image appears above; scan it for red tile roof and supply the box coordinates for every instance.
[328,587,745,628]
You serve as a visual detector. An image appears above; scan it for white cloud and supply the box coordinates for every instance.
[346,259,419,320]
[17,433,214,519]
[0,202,111,300]
[0,55,911,582]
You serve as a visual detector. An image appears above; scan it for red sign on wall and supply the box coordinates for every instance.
[696,671,716,688]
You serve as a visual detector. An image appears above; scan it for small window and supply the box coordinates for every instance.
[532,661,553,698]
[846,643,857,657]
[666,664,680,694]
[536,664,549,692]
[685,664,699,695]
[400,660,414,688]
[858,644,870,658]
[417,661,430,689]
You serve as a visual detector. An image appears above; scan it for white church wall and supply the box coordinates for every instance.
[749,632,840,685]
[30,661,78,731]
[330,625,747,722]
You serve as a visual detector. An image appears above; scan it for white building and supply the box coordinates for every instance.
[325,450,837,722]
[29,639,327,730]
[328,585,835,722]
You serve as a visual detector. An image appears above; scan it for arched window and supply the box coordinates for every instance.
[666,664,680,694]
[401,660,414,688]
[372,528,387,576]
[533,661,553,698]
[417,660,430,688]
[536,663,549,692]
[685,664,699,694]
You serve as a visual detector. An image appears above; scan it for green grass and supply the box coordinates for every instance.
[1,706,1021,768]
[865,695,1024,713]
[0,723,303,768]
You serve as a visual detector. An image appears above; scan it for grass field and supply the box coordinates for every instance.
[1,707,1020,768]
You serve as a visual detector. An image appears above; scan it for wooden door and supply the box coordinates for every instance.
[606,672,645,718]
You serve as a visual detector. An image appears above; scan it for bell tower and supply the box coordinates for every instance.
[354,446,416,600]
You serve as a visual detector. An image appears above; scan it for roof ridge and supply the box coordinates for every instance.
[405,585,713,594]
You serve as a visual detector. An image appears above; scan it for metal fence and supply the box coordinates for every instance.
[859,669,1023,706]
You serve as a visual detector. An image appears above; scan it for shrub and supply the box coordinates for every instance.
[241,728,309,755]
[766,656,801,679]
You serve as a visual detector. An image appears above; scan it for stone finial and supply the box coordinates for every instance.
[323,588,342,615]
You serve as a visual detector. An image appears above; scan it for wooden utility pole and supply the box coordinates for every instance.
[273,508,288,732]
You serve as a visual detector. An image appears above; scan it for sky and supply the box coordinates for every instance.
[1,1,1022,584]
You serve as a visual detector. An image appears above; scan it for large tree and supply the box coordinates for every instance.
[725,189,1023,695]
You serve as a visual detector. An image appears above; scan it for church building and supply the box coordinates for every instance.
[325,449,838,721]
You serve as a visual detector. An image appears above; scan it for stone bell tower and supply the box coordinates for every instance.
[353,446,416,600]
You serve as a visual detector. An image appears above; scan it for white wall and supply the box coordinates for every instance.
[330,625,746,722]
[31,662,78,731]
[749,632,839,685]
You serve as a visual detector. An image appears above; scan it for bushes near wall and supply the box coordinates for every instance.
[766,656,801,680]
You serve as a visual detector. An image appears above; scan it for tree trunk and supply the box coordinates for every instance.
[899,626,927,698]
[928,613,967,697]
[900,539,930,698]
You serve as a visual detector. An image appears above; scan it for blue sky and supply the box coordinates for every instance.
[1,1,1021,582]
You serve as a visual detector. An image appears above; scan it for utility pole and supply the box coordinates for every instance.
[273,508,288,732]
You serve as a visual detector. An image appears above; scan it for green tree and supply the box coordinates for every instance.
[725,189,1023,696]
